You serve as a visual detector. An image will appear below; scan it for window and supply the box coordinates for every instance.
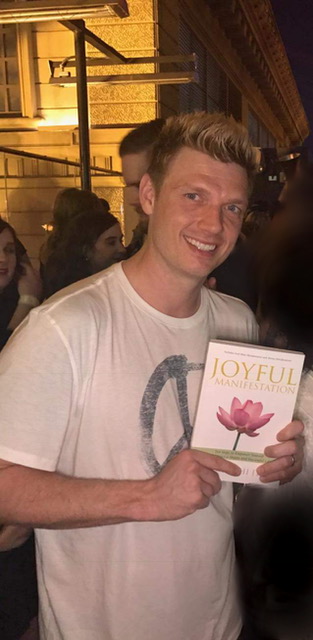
[179,19,242,120]
[227,79,242,122]
[179,20,206,112]
[248,110,276,147]
[0,24,22,115]
[248,110,259,146]
[0,24,37,123]
[207,50,227,113]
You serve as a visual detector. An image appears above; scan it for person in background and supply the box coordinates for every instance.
[43,210,125,298]
[241,201,271,239]
[206,230,259,311]
[235,173,313,640]
[119,118,165,256]
[99,197,111,214]
[0,217,41,639]
[0,217,42,349]
[40,188,105,273]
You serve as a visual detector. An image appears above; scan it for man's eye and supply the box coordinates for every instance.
[226,204,242,215]
[185,193,199,201]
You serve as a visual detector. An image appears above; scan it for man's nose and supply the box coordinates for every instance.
[198,204,223,234]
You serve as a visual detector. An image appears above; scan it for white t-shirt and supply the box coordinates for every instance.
[0,263,258,640]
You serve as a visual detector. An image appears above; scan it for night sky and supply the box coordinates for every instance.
[271,0,313,155]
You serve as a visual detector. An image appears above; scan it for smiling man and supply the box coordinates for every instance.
[0,112,303,640]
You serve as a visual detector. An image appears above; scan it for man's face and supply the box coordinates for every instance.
[0,228,17,292]
[140,147,249,282]
[122,150,150,226]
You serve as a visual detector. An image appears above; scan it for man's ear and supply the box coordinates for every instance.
[139,173,156,217]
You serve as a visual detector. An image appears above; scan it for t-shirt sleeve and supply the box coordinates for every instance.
[208,289,259,344]
[232,295,259,344]
[0,310,76,471]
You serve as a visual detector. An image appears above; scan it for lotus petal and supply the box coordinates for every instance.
[248,413,275,431]
[244,400,263,421]
[233,408,250,427]
[230,397,243,418]
[216,408,236,429]
[217,397,274,439]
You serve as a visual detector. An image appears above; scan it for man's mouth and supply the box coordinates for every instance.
[184,235,216,252]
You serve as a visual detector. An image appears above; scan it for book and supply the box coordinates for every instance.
[191,340,305,484]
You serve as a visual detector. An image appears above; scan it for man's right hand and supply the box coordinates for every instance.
[145,449,241,521]
[0,452,241,529]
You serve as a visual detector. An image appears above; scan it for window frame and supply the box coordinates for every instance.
[0,23,40,128]
[178,18,242,120]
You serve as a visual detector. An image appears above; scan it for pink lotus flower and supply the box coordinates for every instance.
[217,397,274,438]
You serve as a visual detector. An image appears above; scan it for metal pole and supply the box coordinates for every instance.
[73,20,91,190]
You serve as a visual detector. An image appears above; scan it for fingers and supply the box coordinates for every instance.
[257,454,302,484]
[258,441,303,484]
[264,439,297,461]
[198,488,213,508]
[151,449,240,521]
[198,467,221,497]
[257,420,305,484]
[192,449,242,477]
[265,435,304,461]
[276,419,304,441]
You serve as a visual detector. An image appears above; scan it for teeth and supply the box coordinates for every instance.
[185,236,216,252]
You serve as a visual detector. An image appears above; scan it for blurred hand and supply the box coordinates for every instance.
[0,524,32,551]
[147,448,241,521]
[257,419,304,484]
[18,263,42,300]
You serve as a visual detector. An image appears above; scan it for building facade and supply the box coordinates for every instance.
[0,0,309,261]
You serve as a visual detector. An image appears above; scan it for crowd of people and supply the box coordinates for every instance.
[0,112,311,640]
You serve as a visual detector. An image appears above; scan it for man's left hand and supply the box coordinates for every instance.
[257,419,304,484]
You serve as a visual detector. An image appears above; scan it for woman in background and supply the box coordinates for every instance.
[39,187,105,273]
[0,217,41,639]
[0,217,42,349]
[43,209,125,298]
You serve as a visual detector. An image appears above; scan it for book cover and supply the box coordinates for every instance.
[191,340,305,484]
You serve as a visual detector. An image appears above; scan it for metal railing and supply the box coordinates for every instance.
[0,145,121,178]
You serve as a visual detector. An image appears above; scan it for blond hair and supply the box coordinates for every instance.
[148,111,257,193]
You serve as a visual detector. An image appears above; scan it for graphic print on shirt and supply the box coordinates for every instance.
[140,355,204,474]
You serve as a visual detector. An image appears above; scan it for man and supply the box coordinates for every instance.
[119,118,165,255]
[0,113,302,640]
